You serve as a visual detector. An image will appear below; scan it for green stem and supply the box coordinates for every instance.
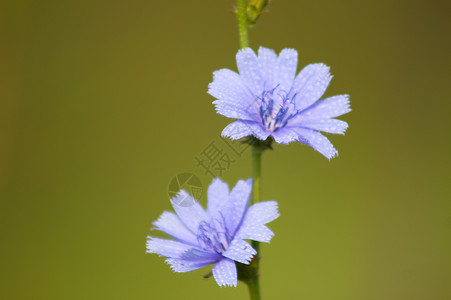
[249,146,262,299]
[251,145,262,205]
[236,1,261,299]
[251,146,262,256]
[245,275,261,300]
[237,0,249,48]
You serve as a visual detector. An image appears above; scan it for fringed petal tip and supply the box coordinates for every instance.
[212,258,238,287]
[165,258,213,273]
[223,240,256,264]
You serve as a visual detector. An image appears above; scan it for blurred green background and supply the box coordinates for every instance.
[1,0,450,299]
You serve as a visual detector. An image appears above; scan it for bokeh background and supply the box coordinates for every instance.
[1,0,450,299]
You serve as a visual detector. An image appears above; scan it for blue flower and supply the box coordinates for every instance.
[146,178,279,287]
[208,47,351,159]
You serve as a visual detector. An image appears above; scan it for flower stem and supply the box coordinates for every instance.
[237,0,249,48]
[248,145,262,300]
[236,2,263,299]
[245,275,261,300]
[251,145,262,205]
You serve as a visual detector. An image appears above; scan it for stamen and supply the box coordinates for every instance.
[196,217,230,254]
[257,84,300,132]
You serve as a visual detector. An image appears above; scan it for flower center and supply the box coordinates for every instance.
[197,218,230,254]
[258,84,300,132]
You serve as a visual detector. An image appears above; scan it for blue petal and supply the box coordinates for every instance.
[235,201,279,242]
[222,179,252,236]
[236,48,264,96]
[213,99,257,121]
[257,47,278,88]
[299,95,351,120]
[222,239,256,264]
[208,69,251,104]
[243,201,280,225]
[271,128,299,144]
[180,248,222,262]
[206,178,229,220]
[244,122,271,140]
[298,119,349,134]
[170,190,209,234]
[165,258,213,273]
[291,63,332,110]
[221,120,255,140]
[221,120,253,139]
[273,48,298,93]
[235,224,274,243]
[293,128,338,160]
[152,211,199,246]
[212,258,237,287]
[146,237,193,258]
[222,120,270,141]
